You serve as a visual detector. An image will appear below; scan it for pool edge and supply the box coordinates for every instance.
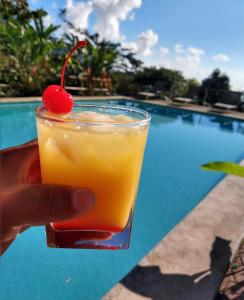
[144,99,244,121]
[0,95,134,103]
[1,96,243,121]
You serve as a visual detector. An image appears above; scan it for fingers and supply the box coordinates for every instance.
[1,141,39,185]
[1,239,15,256]
[0,225,21,256]
[23,139,38,147]
[3,184,95,227]
[0,225,30,256]
[19,226,30,233]
[0,139,37,154]
[25,154,41,184]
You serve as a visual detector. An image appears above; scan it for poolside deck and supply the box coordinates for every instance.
[104,162,244,300]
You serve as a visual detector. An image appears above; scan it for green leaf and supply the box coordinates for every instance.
[201,161,244,178]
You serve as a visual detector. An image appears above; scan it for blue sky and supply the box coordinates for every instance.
[29,0,244,90]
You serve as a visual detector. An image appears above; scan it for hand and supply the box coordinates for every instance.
[0,140,95,256]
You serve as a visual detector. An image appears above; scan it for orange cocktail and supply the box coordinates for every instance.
[36,104,150,249]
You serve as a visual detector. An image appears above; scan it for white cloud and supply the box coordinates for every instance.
[213,54,230,62]
[146,44,244,91]
[136,30,159,56]
[63,0,158,58]
[145,43,207,82]
[174,45,204,57]
[146,53,244,90]
[174,44,185,54]
[64,0,93,36]
[159,47,169,56]
[64,0,141,41]
[173,55,207,79]
[172,44,205,73]
[188,47,205,56]
[123,30,159,57]
[92,0,141,41]
[226,69,244,91]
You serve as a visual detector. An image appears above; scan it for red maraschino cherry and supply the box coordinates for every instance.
[42,41,87,114]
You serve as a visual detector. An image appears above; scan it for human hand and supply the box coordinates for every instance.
[0,140,95,256]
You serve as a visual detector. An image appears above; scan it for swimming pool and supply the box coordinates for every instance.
[1,100,244,300]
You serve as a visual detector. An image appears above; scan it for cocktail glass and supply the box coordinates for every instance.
[36,103,150,249]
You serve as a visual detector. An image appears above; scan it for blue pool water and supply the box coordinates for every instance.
[1,100,244,300]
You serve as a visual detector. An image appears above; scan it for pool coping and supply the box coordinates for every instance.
[0,95,133,103]
[144,99,244,121]
[103,161,244,300]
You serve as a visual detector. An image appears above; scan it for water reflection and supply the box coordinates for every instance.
[181,113,195,126]
[237,123,244,135]
[120,100,244,135]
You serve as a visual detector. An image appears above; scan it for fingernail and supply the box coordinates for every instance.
[72,189,95,212]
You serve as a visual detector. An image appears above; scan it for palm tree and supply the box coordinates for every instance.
[0,2,142,96]
[0,11,62,95]
[62,30,142,95]
[59,9,142,94]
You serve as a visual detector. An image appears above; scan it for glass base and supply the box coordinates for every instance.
[46,214,133,250]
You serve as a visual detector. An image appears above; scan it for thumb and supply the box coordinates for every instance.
[4,184,95,227]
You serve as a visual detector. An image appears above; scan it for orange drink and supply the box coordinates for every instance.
[36,104,150,249]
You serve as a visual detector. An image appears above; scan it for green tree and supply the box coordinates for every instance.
[186,78,200,90]
[60,8,142,70]
[133,67,187,97]
[112,71,139,96]
[59,21,142,94]
[0,1,142,96]
[202,69,230,90]
[183,78,200,99]
[200,69,230,104]
[82,34,142,95]
[0,6,63,95]
[0,0,32,24]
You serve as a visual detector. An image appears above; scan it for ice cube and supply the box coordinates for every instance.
[65,111,114,123]
[112,114,135,124]
[45,136,75,163]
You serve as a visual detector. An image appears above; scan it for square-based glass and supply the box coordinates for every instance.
[36,104,150,249]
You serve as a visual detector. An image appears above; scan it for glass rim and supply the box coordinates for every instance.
[35,104,151,127]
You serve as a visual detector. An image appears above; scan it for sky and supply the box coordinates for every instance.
[29,0,244,91]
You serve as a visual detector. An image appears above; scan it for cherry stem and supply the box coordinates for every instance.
[60,41,87,89]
